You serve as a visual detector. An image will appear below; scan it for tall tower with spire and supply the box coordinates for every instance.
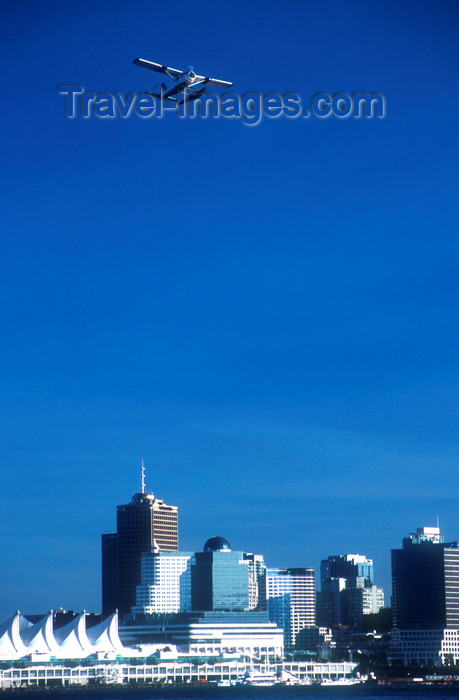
[102,463,178,616]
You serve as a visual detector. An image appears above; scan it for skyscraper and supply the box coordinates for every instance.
[317,554,384,628]
[102,464,178,616]
[388,526,459,666]
[132,546,195,614]
[392,527,459,630]
[190,537,266,612]
[320,554,374,586]
[266,568,315,648]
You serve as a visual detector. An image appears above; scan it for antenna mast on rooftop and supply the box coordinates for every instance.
[141,459,145,494]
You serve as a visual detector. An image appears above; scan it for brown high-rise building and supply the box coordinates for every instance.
[102,464,178,616]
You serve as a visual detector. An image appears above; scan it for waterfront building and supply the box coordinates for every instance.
[266,567,315,648]
[388,526,459,666]
[0,611,124,661]
[0,656,358,688]
[0,609,357,686]
[121,610,283,662]
[102,463,178,615]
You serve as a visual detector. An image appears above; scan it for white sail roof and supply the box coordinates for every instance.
[19,612,57,654]
[0,612,28,658]
[86,611,123,652]
[0,611,128,660]
[53,612,91,657]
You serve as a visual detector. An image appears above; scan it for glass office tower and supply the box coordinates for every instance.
[388,526,459,666]
[392,526,459,630]
[191,537,265,612]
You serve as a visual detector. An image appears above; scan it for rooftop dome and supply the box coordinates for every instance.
[204,536,231,552]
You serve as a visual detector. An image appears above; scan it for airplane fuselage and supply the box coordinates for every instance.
[163,71,197,98]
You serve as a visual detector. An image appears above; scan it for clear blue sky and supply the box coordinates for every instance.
[1,0,458,618]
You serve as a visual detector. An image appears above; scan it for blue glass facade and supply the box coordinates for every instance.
[267,587,292,646]
[192,551,250,611]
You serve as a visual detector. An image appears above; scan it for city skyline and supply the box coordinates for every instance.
[0,520,458,672]
[0,458,448,618]
[2,0,458,619]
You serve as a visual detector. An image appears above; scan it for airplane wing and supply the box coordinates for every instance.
[133,58,183,79]
[194,74,233,88]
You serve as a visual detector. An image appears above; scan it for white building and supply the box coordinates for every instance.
[132,548,195,614]
[362,583,385,614]
[388,628,459,666]
[121,610,284,663]
[266,568,315,648]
